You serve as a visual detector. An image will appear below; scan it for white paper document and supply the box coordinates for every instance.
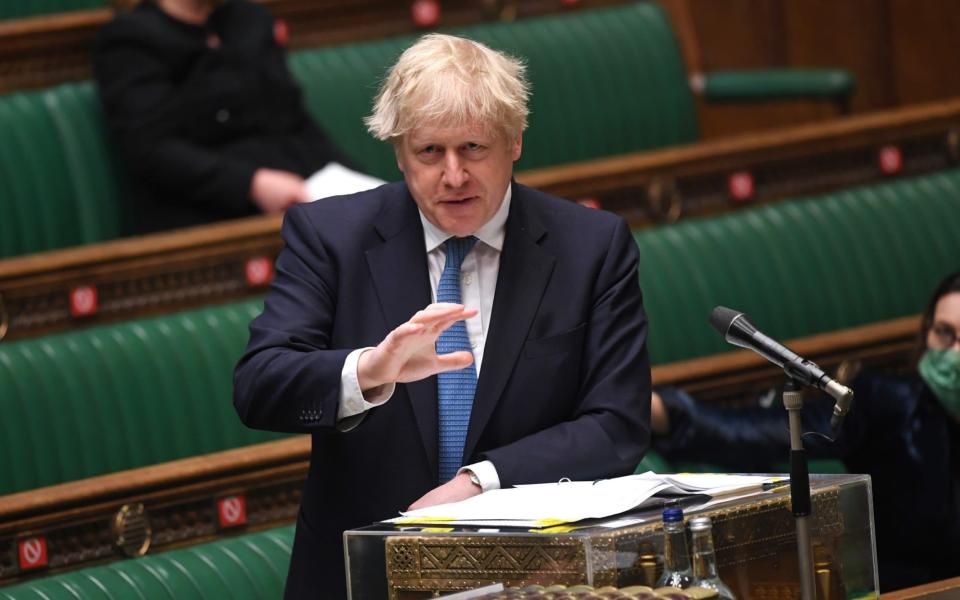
[640,472,781,495]
[305,162,386,200]
[389,472,784,528]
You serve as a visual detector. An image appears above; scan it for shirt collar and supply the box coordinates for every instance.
[420,184,512,253]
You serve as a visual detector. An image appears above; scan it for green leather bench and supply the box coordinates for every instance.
[634,168,960,475]
[288,2,697,179]
[638,167,960,364]
[0,526,294,599]
[0,298,287,495]
[0,3,851,258]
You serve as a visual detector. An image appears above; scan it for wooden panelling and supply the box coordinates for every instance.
[665,0,960,139]
[270,0,628,49]
[1,98,957,341]
[888,0,960,105]
[781,0,897,111]
[0,314,919,584]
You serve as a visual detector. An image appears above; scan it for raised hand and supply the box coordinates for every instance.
[357,303,477,392]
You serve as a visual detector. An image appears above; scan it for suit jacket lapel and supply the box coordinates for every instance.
[464,185,555,461]
[365,187,438,476]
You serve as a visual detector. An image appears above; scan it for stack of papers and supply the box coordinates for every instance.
[305,162,385,200]
[387,472,784,528]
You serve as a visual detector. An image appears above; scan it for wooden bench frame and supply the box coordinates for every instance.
[0,313,918,584]
[521,97,960,227]
[0,98,955,342]
[881,576,960,599]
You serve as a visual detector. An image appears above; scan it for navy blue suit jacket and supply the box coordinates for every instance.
[234,181,651,597]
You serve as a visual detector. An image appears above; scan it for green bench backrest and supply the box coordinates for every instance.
[639,168,960,364]
[291,2,696,179]
[0,526,294,599]
[0,299,285,495]
[0,0,106,20]
[0,3,694,258]
[0,81,129,258]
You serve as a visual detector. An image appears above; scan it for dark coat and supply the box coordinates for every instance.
[655,373,960,592]
[234,181,652,597]
[94,0,349,233]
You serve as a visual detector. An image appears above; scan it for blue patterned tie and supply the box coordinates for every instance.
[436,236,478,483]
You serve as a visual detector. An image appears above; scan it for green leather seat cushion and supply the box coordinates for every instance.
[0,526,294,599]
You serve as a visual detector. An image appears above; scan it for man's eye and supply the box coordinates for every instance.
[464,143,483,151]
[421,145,440,154]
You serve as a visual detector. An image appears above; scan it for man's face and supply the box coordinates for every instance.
[395,121,522,237]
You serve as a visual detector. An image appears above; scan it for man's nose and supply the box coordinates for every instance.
[441,153,468,188]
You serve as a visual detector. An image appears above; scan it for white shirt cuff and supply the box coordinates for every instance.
[338,348,396,426]
[459,461,500,493]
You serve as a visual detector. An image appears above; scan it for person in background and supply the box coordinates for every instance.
[651,270,960,592]
[94,0,377,233]
[233,33,651,598]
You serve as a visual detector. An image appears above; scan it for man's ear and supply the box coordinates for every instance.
[511,134,523,162]
[393,140,406,173]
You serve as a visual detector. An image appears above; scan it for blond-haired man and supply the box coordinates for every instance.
[235,34,651,598]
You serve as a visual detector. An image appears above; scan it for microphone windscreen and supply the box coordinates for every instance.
[709,306,741,335]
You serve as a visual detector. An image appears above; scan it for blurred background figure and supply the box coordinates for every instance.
[650,270,960,592]
[94,0,380,233]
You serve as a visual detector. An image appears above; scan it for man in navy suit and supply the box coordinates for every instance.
[234,33,651,598]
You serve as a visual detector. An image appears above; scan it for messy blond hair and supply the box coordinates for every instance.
[365,33,530,143]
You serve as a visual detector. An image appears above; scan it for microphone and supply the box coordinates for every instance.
[709,306,853,435]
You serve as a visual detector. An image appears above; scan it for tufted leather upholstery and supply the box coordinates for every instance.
[637,168,960,364]
[0,526,294,599]
[0,299,289,495]
[0,82,129,258]
[289,2,695,178]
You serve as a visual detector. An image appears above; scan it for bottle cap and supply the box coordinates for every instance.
[688,516,712,531]
[662,507,684,523]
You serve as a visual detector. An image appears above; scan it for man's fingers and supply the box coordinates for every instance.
[410,303,468,324]
[393,322,425,337]
[434,350,474,371]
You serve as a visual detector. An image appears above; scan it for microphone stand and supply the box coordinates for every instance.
[783,378,816,600]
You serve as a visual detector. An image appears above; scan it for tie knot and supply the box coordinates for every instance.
[444,236,478,269]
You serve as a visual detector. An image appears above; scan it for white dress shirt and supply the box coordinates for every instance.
[335,186,513,492]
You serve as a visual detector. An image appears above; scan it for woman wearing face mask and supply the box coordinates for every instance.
[651,270,960,592]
